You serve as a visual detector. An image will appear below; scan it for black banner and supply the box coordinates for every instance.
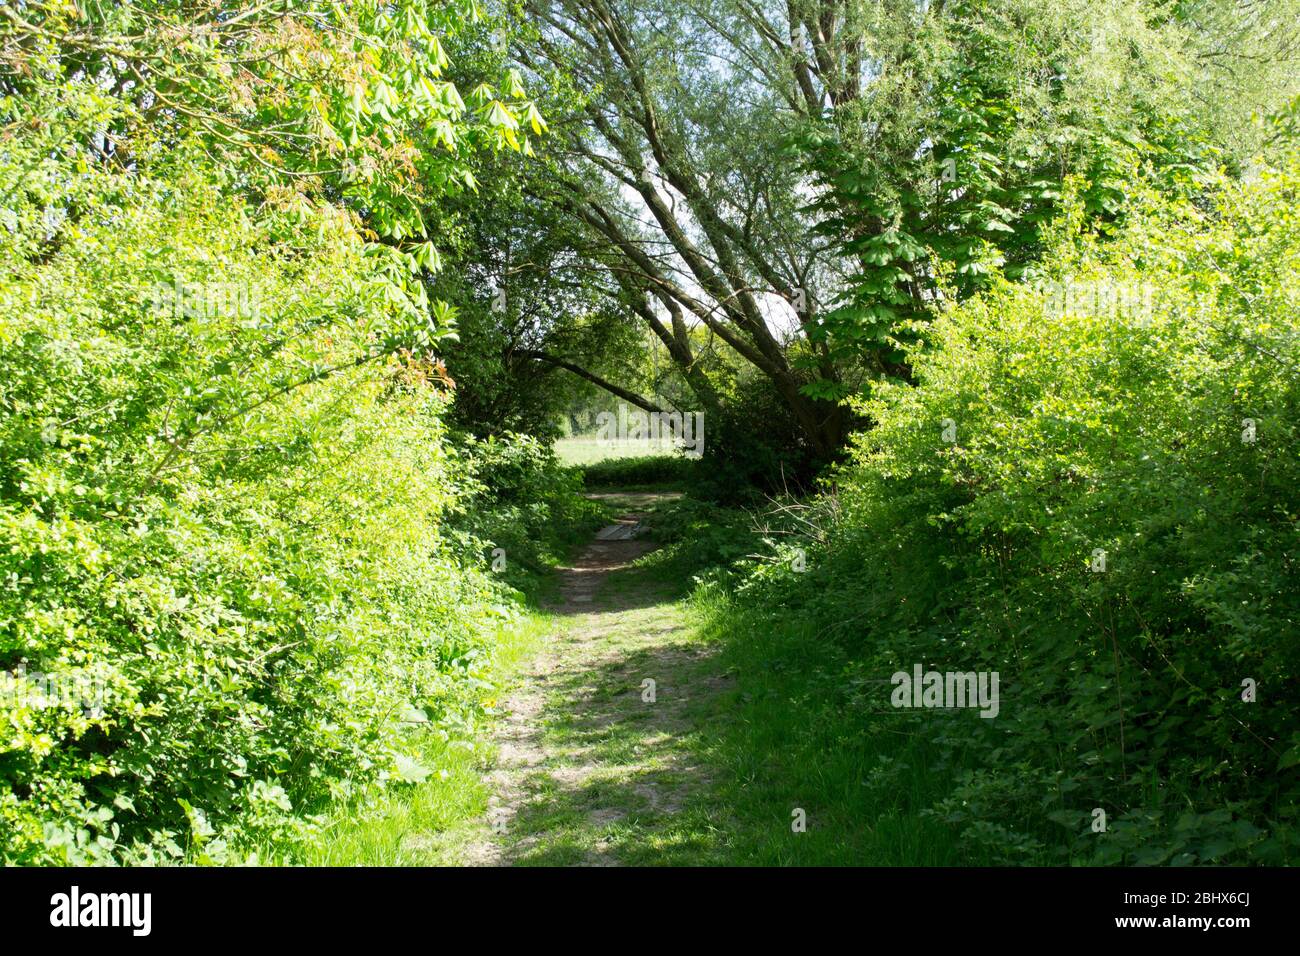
[0,865,1286,941]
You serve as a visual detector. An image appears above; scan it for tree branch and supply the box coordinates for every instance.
[512,349,663,412]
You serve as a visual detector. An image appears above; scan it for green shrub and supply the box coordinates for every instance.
[577,454,698,488]
[0,0,582,861]
[448,433,605,595]
[706,160,1300,864]
[695,372,827,498]
[0,153,579,863]
[631,497,759,588]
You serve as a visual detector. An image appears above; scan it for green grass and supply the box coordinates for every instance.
[474,491,984,866]
[683,587,983,865]
[287,612,551,866]
[554,436,683,465]
[474,563,979,866]
[283,486,983,867]
[491,563,737,866]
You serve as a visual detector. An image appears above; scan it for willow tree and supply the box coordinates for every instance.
[518,0,864,460]
[511,0,1289,463]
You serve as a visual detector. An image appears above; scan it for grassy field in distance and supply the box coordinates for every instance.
[553,436,684,465]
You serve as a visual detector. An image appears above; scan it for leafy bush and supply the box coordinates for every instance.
[577,454,699,488]
[448,434,605,595]
[631,497,759,589]
[0,140,598,862]
[0,165,463,862]
[0,0,579,866]
[705,160,1300,864]
[697,373,826,498]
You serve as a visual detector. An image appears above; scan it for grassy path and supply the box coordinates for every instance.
[301,487,960,867]
[459,491,735,866]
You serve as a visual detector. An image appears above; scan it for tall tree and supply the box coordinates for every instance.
[511,0,1290,462]
[518,0,863,459]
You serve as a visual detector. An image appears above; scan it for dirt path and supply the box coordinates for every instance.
[459,492,731,866]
